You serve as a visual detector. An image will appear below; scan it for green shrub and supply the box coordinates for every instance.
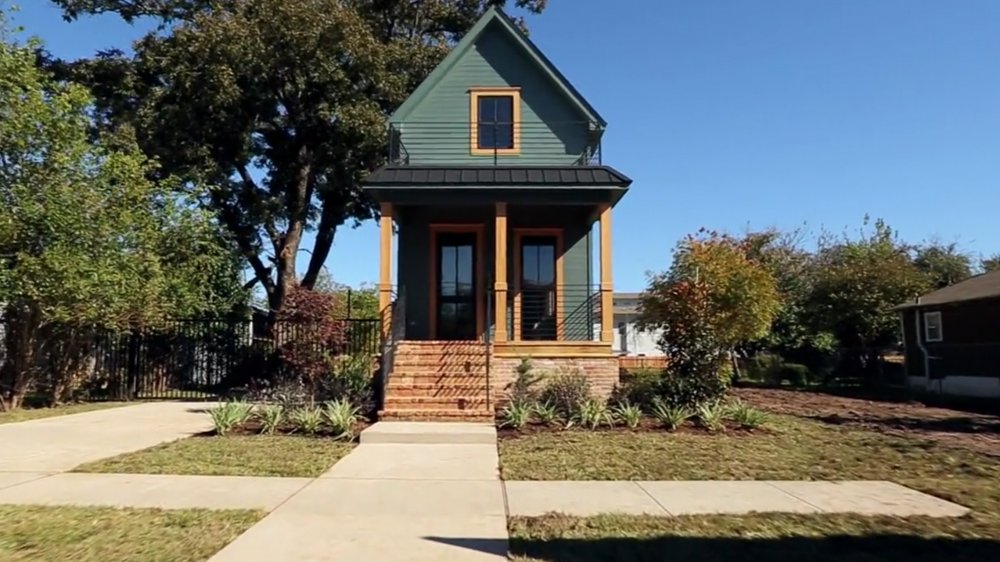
[289,407,324,435]
[208,401,254,436]
[322,398,360,439]
[726,400,770,429]
[576,398,614,430]
[655,369,728,410]
[696,401,727,433]
[611,401,643,429]
[771,362,811,387]
[533,401,559,426]
[256,404,285,435]
[650,397,691,430]
[505,357,544,406]
[743,353,783,382]
[612,367,661,408]
[321,354,375,413]
[499,401,533,429]
[540,369,592,417]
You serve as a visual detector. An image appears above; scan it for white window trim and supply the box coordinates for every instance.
[923,311,943,343]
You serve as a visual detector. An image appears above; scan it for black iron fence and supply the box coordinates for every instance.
[0,316,382,401]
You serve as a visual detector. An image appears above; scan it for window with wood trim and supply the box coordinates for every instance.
[923,311,943,342]
[470,88,521,155]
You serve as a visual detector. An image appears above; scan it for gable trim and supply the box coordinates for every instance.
[390,7,606,127]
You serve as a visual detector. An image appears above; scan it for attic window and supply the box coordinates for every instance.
[923,311,943,342]
[470,88,521,155]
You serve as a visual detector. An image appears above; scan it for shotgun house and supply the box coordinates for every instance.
[363,7,632,420]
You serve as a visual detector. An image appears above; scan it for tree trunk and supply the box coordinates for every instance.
[0,306,39,411]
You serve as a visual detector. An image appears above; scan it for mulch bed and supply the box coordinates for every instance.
[202,419,372,439]
[734,387,1000,457]
[497,418,767,439]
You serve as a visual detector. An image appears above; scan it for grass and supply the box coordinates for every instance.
[0,402,129,424]
[74,434,354,478]
[502,415,1000,561]
[0,505,260,562]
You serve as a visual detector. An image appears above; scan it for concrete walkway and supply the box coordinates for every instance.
[505,480,970,517]
[0,401,212,472]
[208,422,507,562]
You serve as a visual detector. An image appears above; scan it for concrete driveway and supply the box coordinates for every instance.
[0,401,213,473]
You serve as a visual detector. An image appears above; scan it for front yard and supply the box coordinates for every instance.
[0,505,260,562]
[502,388,1000,562]
[74,435,354,478]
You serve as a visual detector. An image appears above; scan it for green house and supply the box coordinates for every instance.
[363,8,631,419]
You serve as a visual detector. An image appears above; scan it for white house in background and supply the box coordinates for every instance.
[611,292,664,357]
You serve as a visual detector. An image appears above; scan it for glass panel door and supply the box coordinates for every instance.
[437,232,477,340]
[521,236,557,340]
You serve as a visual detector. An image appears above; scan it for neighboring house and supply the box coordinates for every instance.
[362,7,632,419]
[610,292,664,357]
[897,271,1000,398]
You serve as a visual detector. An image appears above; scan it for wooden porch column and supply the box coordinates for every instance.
[494,202,508,342]
[379,203,394,338]
[599,203,614,344]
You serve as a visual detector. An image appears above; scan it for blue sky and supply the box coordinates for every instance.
[12,0,1000,291]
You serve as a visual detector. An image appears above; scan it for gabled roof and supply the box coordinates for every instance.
[896,270,1000,309]
[390,7,606,127]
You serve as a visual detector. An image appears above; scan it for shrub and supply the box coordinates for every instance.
[499,401,533,429]
[256,404,285,435]
[726,400,770,429]
[771,362,811,387]
[540,369,592,417]
[288,406,324,435]
[209,401,254,436]
[696,401,727,433]
[505,357,544,406]
[576,398,614,430]
[612,367,661,409]
[321,354,375,414]
[533,401,559,426]
[322,398,360,439]
[650,397,691,430]
[611,401,643,429]
[655,369,728,410]
[743,353,783,383]
[278,288,348,402]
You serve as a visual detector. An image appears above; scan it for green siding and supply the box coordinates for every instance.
[397,21,594,166]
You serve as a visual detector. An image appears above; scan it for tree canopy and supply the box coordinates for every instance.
[49,0,548,316]
[0,23,244,408]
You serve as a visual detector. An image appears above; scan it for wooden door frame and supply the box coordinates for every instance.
[429,224,485,340]
[513,228,565,341]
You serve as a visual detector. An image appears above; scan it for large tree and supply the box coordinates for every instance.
[914,242,972,289]
[50,0,547,316]
[0,24,243,409]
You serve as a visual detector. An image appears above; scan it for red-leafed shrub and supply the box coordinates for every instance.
[276,287,347,403]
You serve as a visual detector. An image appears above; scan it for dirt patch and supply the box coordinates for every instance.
[497,418,767,440]
[734,387,1000,457]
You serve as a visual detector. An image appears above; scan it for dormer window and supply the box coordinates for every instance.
[470,87,521,155]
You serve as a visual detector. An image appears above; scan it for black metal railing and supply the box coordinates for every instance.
[388,121,603,166]
[0,316,383,402]
[500,284,601,342]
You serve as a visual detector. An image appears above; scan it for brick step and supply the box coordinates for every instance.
[384,383,489,398]
[392,358,487,368]
[389,368,489,377]
[378,409,495,422]
[383,396,490,410]
[388,376,488,386]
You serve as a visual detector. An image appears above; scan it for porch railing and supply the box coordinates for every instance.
[388,121,602,166]
[501,284,602,342]
[378,286,406,410]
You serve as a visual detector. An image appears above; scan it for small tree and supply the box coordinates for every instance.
[639,231,781,395]
[914,242,972,289]
[276,287,347,405]
[980,254,1000,273]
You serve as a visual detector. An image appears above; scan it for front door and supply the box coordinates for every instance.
[520,236,558,340]
[436,232,477,340]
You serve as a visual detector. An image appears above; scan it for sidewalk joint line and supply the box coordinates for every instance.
[763,481,826,512]
[634,481,673,516]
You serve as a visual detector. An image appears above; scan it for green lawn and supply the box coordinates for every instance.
[501,416,1000,562]
[0,402,129,424]
[74,435,355,478]
[0,505,260,562]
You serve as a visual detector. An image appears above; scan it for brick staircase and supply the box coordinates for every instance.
[379,341,494,421]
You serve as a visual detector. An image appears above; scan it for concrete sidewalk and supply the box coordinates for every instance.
[0,401,212,472]
[505,480,970,517]
[208,422,508,562]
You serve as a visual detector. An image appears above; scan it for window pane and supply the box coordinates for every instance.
[440,246,456,297]
[476,95,515,150]
[538,245,555,284]
[523,246,538,286]
[478,97,497,121]
[457,245,473,296]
